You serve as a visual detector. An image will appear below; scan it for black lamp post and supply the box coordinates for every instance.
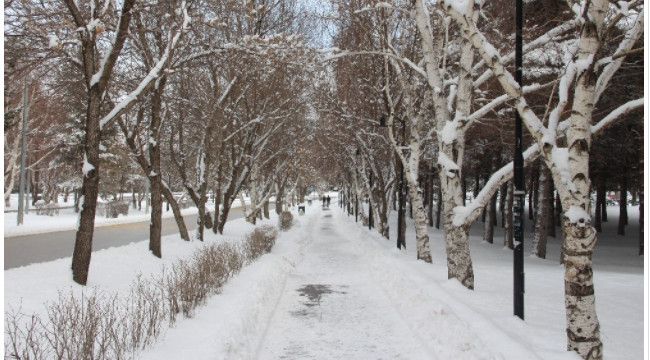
[513,0,525,320]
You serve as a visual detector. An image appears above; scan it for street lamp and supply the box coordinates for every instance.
[513,0,525,320]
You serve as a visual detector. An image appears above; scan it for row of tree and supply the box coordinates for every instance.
[315,1,643,359]
[4,0,325,285]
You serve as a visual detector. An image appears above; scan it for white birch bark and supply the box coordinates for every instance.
[443,2,643,358]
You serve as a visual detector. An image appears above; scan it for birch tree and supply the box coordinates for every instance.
[444,0,643,357]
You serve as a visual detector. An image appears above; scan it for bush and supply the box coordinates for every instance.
[5,225,279,360]
[246,225,278,259]
[279,211,293,231]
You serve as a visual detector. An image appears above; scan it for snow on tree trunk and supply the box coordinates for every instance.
[407,183,432,263]
[439,158,474,287]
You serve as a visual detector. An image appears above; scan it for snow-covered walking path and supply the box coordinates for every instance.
[255,209,431,359]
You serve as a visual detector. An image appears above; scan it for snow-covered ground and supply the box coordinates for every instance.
[139,203,641,359]
[4,209,284,320]
[4,200,643,359]
[3,194,253,237]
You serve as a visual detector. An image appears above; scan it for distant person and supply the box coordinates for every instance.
[326,195,331,207]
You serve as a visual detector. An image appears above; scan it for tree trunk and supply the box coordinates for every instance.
[71,91,102,285]
[618,178,627,235]
[639,191,644,255]
[549,181,556,237]
[263,200,270,219]
[74,189,79,213]
[440,167,474,289]
[555,192,563,224]
[528,177,535,221]
[500,183,507,227]
[483,192,495,244]
[462,177,467,206]
[435,185,442,229]
[148,86,164,258]
[504,181,514,249]
[600,179,607,222]
[275,185,284,215]
[396,157,406,249]
[562,222,602,359]
[427,172,435,227]
[160,186,190,241]
[594,176,605,232]
[407,183,432,263]
[532,164,551,258]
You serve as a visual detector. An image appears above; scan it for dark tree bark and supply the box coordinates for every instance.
[118,114,190,243]
[639,191,644,255]
[148,86,164,257]
[275,181,285,215]
[160,186,189,241]
[532,164,551,258]
[31,171,39,206]
[601,178,608,222]
[500,183,507,228]
[263,200,270,219]
[73,189,80,213]
[618,177,628,235]
[435,184,442,230]
[69,0,136,285]
[595,176,605,232]
[483,192,496,244]
[555,192,563,224]
[504,181,514,249]
[547,183,556,239]
[462,177,467,206]
[396,156,406,249]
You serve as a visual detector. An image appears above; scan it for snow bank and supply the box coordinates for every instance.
[138,210,318,359]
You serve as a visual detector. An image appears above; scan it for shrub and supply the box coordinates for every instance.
[246,225,278,259]
[279,211,293,231]
[5,225,278,360]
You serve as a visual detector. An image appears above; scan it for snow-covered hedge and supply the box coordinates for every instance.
[4,225,279,360]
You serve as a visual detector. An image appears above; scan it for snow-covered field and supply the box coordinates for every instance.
[4,200,644,359]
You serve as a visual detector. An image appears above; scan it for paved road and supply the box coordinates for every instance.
[4,208,244,270]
